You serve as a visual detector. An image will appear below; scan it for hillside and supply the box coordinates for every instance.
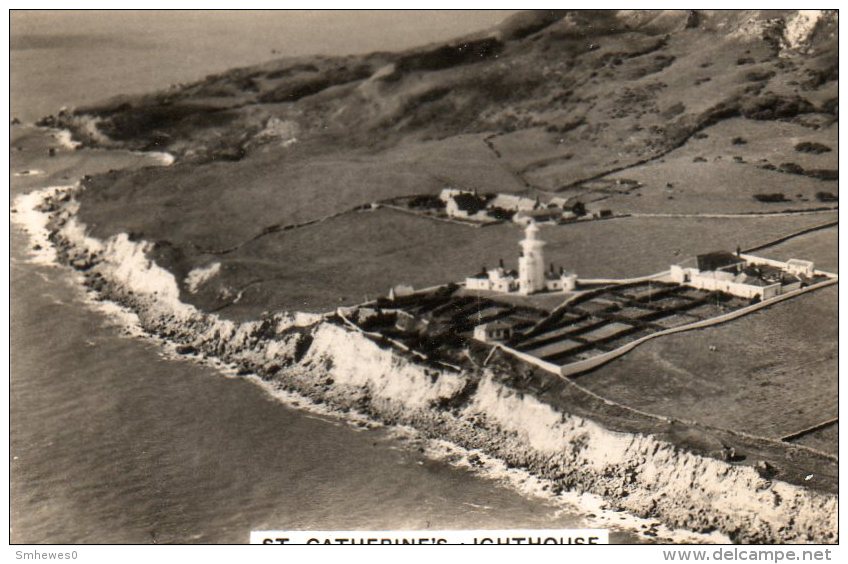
[38,9,838,318]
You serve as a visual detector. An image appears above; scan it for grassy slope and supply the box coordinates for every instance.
[170,210,836,319]
[576,286,837,451]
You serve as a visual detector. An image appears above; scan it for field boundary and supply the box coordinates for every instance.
[781,417,839,442]
[743,220,839,253]
[629,208,838,219]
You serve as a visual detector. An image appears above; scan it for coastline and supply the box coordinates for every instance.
[11,181,837,544]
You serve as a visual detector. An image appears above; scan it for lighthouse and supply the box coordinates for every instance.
[518,221,546,295]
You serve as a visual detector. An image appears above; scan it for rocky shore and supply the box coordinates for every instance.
[15,184,838,544]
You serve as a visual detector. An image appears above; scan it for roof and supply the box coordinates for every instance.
[477,321,514,331]
[549,196,582,209]
[696,251,745,272]
[787,258,814,267]
[489,194,536,211]
[516,208,560,217]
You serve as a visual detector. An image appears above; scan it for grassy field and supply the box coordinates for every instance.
[77,131,530,254]
[173,207,837,320]
[456,287,569,312]
[790,422,838,455]
[758,224,838,273]
[575,285,837,447]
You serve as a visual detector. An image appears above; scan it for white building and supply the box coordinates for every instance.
[488,193,538,212]
[472,321,514,343]
[439,187,488,219]
[387,284,415,301]
[545,267,579,292]
[465,263,518,293]
[513,208,563,225]
[669,251,806,300]
[518,222,547,295]
[786,259,815,277]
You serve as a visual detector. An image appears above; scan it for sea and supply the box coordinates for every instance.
[10,11,654,544]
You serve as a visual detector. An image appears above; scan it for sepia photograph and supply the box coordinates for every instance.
[8,6,839,551]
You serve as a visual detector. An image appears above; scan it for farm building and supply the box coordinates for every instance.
[549,196,587,216]
[670,251,806,300]
[473,321,514,343]
[488,193,538,212]
[786,259,815,277]
[514,207,564,225]
[439,188,488,219]
[388,284,415,301]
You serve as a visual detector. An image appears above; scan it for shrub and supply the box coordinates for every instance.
[816,191,838,202]
[753,193,789,203]
[732,136,747,145]
[487,206,515,221]
[740,94,814,120]
[794,142,831,154]
[408,194,445,209]
[821,97,838,115]
[745,69,776,82]
[452,192,488,214]
[806,169,838,181]
[778,162,804,174]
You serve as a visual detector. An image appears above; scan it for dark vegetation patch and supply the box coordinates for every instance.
[265,63,320,80]
[407,194,446,210]
[795,141,831,154]
[802,62,838,90]
[815,191,838,203]
[753,193,789,203]
[745,68,776,82]
[496,10,566,40]
[765,162,839,182]
[388,37,505,78]
[95,104,236,144]
[739,94,814,120]
[258,64,374,103]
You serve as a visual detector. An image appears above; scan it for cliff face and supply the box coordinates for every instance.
[16,184,837,544]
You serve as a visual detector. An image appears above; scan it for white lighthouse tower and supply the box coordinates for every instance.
[518,221,546,295]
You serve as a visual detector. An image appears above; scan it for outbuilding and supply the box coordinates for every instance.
[472,321,514,343]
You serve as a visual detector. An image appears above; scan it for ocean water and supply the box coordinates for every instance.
[10,12,649,544]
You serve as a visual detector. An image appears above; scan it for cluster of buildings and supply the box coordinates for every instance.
[465,222,578,296]
[670,250,816,300]
[438,188,589,224]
